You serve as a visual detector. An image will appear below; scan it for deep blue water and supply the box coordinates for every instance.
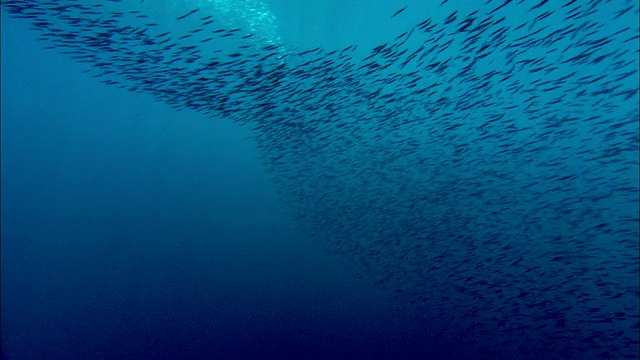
[0,4,456,359]
[1,1,639,359]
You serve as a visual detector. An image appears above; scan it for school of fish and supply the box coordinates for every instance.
[2,0,638,359]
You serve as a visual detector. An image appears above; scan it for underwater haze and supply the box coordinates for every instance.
[1,1,639,359]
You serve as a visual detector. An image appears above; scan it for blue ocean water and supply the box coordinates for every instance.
[1,1,638,359]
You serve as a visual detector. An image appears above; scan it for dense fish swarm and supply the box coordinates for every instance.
[3,0,639,359]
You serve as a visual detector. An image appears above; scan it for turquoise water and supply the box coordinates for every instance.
[1,1,638,359]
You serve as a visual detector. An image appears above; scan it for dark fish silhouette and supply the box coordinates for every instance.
[391,6,407,18]
[176,8,198,21]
